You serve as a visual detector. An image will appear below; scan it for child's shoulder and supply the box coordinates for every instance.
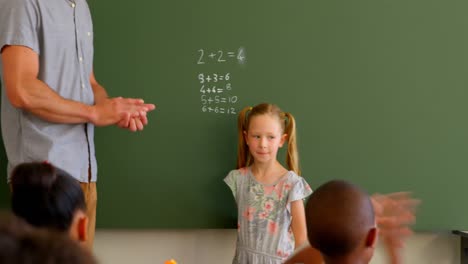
[227,167,250,177]
[285,170,302,182]
[285,171,312,187]
[284,171,313,199]
[224,167,251,187]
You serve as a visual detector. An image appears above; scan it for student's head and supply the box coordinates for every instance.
[0,212,97,264]
[0,212,36,263]
[306,180,377,264]
[237,103,299,174]
[10,162,88,243]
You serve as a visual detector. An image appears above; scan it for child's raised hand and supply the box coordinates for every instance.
[370,192,420,264]
[372,192,419,231]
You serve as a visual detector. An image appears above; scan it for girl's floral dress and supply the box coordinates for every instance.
[224,167,312,264]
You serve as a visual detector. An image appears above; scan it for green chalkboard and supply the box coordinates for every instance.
[2,0,468,230]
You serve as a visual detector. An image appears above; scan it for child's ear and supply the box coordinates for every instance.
[77,214,89,242]
[70,210,88,243]
[365,227,378,249]
[279,134,288,147]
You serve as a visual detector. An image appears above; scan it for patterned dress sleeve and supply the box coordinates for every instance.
[224,169,238,201]
[287,174,313,203]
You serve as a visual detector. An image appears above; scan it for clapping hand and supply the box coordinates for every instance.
[114,99,156,132]
[371,192,420,264]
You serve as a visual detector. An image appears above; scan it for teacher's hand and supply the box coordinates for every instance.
[117,101,155,132]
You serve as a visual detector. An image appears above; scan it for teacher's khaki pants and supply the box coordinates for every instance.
[80,182,97,250]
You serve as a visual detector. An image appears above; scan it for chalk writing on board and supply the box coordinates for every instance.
[196,47,246,115]
[200,83,232,94]
[198,73,231,83]
[201,95,238,104]
[198,74,236,115]
[197,47,246,65]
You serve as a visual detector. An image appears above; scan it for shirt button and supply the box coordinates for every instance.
[87,32,91,36]
[71,3,75,8]
[79,57,83,62]
[82,84,85,89]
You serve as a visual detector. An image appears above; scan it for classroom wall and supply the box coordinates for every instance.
[94,230,459,264]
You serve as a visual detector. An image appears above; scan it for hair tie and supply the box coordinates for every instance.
[249,107,253,111]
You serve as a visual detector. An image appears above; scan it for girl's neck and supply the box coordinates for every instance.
[251,161,287,184]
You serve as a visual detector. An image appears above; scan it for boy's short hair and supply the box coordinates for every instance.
[10,162,86,232]
[305,180,375,258]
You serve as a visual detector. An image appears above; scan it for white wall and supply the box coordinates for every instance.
[94,230,460,264]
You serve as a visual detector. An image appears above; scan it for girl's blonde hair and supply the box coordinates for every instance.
[237,103,300,175]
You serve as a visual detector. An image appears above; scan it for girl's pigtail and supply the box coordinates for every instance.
[284,112,300,175]
[237,106,252,169]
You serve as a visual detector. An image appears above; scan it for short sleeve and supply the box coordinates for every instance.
[288,176,313,203]
[0,0,40,53]
[224,170,238,201]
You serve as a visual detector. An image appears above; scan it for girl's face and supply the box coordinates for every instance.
[244,114,287,165]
